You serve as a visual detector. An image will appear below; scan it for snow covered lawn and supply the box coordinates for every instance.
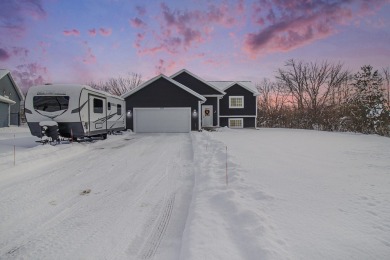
[1,126,389,259]
[184,128,390,259]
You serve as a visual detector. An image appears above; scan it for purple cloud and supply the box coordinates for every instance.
[0,0,46,37]
[0,48,10,61]
[244,0,390,57]
[134,1,241,55]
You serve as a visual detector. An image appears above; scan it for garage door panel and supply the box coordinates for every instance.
[134,108,190,133]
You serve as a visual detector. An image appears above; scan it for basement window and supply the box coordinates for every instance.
[228,118,243,128]
[229,96,244,108]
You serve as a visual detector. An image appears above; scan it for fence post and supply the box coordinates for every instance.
[226,146,228,186]
[14,134,16,166]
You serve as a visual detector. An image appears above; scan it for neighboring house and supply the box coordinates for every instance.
[0,70,24,127]
[121,69,259,133]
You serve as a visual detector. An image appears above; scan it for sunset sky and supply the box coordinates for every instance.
[1,0,389,92]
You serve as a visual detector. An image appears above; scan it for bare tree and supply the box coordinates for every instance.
[276,59,307,111]
[382,67,390,108]
[88,72,142,96]
[276,59,349,129]
[257,79,289,127]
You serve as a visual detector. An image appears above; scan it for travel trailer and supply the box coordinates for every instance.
[25,84,126,141]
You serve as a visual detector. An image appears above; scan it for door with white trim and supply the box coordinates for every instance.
[88,94,107,133]
[202,105,213,127]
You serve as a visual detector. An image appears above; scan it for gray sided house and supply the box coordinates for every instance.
[121,69,259,133]
[208,81,259,128]
[0,70,24,127]
[122,74,206,133]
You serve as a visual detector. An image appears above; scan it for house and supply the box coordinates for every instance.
[0,70,24,127]
[122,69,259,133]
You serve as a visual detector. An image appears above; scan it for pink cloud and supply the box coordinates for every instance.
[12,62,50,92]
[99,28,112,36]
[63,29,80,36]
[243,0,388,58]
[133,1,241,56]
[130,17,146,28]
[88,28,97,37]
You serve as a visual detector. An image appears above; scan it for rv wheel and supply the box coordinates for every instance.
[102,133,107,140]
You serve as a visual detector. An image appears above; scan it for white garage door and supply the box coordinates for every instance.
[134,107,191,133]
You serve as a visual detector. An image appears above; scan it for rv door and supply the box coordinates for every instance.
[88,94,107,135]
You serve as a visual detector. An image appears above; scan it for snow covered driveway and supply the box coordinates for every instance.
[0,132,194,259]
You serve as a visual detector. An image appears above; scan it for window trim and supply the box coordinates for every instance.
[229,96,244,108]
[228,118,243,128]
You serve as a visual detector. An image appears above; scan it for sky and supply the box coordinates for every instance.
[0,0,390,92]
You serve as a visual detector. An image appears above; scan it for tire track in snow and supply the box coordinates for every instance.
[139,193,176,259]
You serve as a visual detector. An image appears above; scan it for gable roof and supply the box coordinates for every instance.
[170,69,225,95]
[121,74,206,101]
[208,81,260,96]
[0,69,25,101]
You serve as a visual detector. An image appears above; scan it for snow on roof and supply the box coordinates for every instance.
[0,69,25,101]
[208,81,259,96]
[0,95,16,104]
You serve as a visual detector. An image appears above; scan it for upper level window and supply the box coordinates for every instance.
[229,96,244,108]
[108,102,111,110]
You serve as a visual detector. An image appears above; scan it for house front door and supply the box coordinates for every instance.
[202,105,213,127]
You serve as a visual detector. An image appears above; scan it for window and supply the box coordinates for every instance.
[93,98,103,113]
[33,96,70,112]
[108,102,111,110]
[229,96,244,108]
[117,104,122,115]
[229,118,243,128]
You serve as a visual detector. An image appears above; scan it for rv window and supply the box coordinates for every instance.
[108,102,111,110]
[94,98,103,113]
[117,104,122,115]
[33,96,70,112]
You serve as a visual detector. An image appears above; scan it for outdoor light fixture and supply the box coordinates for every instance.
[192,109,198,118]
[127,110,132,118]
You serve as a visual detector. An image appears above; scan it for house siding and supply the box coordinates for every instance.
[172,72,222,95]
[0,102,9,127]
[202,96,218,126]
[220,84,256,116]
[124,77,202,131]
[0,75,22,126]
